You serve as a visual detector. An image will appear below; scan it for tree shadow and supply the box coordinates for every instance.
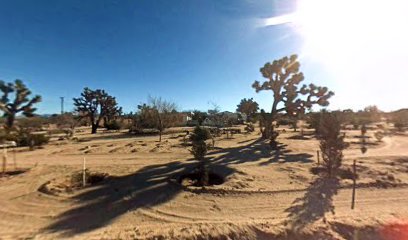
[258,143,313,165]
[44,137,314,236]
[284,176,340,231]
[44,160,234,237]
[207,138,313,166]
[286,135,312,140]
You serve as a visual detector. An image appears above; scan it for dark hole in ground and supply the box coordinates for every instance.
[178,172,224,187]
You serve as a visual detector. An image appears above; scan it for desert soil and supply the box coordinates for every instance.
[0,127,407,239]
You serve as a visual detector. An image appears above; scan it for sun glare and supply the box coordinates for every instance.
[265,0,408,109]
[293,0,408,67]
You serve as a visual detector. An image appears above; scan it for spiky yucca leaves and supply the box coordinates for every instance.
[73,88,121,134]
[0,79,42,131]
[190,126,211,185]
[319,113,346,177]
[252,55,334,146]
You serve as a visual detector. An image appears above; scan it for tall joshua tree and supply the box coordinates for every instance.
[73,88,121,134]
[252,54,334,146]
[0,79,41,131]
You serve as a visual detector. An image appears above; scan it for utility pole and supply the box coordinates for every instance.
[60,97,64,114]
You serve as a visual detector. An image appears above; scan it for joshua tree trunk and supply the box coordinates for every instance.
[5,114,15,132]
[91,124,98,134]
[199,158,209,186]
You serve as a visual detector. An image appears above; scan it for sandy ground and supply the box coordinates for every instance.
[0,127,407,239]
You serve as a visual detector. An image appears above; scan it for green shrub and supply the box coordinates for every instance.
[0,129,49,149]
[105,121,121,130]
[190,126,211,185]
[319,113,346,177]
[245,123,255,133]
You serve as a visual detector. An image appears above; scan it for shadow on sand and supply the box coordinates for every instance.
[207,138,313,166]
[284,176,340,231]
[44,138,313,236]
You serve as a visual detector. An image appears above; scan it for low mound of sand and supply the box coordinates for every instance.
[38,170,109,196]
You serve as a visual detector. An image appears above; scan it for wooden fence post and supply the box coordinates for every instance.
[13,147,16,170]
[317,150,320,165]
[2,147,7,175]
[351,160,357,209]
[83,157,87,187]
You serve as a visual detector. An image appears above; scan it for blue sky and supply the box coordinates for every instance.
[0,0,406,114]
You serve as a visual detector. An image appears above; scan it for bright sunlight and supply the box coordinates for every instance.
[265,0,408,109]
[294,0,408,66]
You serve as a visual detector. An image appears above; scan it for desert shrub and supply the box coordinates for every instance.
[190,126,211,185]
[129,127,160,135]
[105,121,121,130]
[245,123,255,133]
[319,113,347,177]
[1,129,49,149]
[71,170,109,187]
[277,117,295,126]
[17,116,47,131]
[361,124,367,135]
[374,131,384,142]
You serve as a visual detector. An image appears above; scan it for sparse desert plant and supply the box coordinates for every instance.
[191,110,208,126]
[374,131,384,142]
[105,120,122,130]
[1,129,49,150]
[0,79,42,132]
[49,112,79,138]
[190,126,211,185]
[245,123,255,133]
[361,124,367,135]
[73,88,121,134]
[319,113,346,177]
[145,96,179,142]
[392,111,408,132]
[236,98,259,122]
[17,116,47,131]
[252,54,334,147]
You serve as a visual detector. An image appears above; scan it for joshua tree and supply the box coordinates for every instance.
[104,104,122,128]
[0,79,41,132]
[73,88,121,134]
[190,126,211,185]
[319,113,346,177]
[252,54,334,146]
[148,96,178,142]
[236,98,259,122]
